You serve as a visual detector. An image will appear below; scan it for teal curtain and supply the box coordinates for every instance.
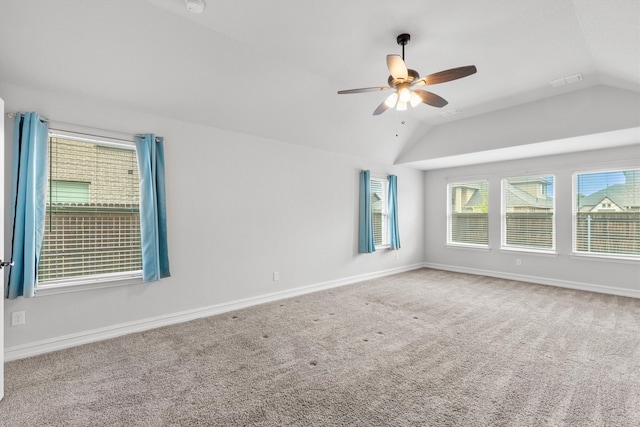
[358,170,375,253]
[6,113,49,299]
[135,134,170,282]
[388,175,401,250]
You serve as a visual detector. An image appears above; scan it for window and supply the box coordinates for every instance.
[38,134,143,284]
[49,180,90,203]
[370,177,389,248]
[573,168,640,258]
[502,175,555,252]
[448,180,489,246]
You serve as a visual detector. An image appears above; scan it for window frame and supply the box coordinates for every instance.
[572,167,640,261]
[446,180,489,249]
[500,174,556,254]
[36,129,144,295]
[370,175,390,250]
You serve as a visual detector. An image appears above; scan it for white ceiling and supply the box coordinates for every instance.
[0,0,638,165]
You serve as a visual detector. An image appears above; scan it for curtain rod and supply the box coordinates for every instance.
[370,171,392,178]
[6,112,141,143]
[6,111,50,122]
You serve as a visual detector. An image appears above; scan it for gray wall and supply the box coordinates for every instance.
[2,82,425,352]
[423,145,640,295]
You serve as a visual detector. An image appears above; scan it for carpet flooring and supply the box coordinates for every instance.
[1,268,639,426]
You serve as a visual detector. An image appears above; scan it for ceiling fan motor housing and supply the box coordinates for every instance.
[388,69,419,87]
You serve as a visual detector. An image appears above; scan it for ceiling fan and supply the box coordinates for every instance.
[337,33,477,115]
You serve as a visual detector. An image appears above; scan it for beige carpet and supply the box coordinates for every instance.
[1,268,639,426]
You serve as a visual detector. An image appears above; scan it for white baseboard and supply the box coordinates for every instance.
[423,262,640,299]
[5,263,424,362]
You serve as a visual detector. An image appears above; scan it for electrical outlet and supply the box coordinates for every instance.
[11,311,26,326]
[516,259,522,266]
[273,272,280,281]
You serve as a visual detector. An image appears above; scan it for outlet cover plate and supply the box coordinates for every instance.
[11,311,26,326]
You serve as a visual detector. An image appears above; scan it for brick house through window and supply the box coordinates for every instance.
[38,136,142,283]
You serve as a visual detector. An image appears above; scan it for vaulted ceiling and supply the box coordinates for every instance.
[1,0,638,166]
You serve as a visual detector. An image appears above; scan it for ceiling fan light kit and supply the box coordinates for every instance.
[338,33,477,116]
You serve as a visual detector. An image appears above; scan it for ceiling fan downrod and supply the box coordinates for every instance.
[397,33,410,61]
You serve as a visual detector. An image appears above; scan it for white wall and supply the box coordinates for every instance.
[424,145,640,296]
[4,79,638,360]
[398,86,640,165]
[2,82,425,355]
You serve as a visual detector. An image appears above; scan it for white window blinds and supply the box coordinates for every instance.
[502,176,555,251]
[38,136,142,283]
[370,177,389,247]
[448,181,489,246]
[574,169,640,258]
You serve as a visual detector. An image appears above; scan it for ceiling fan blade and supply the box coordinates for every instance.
[387,54,408,81]
[413,65,477,86]
[337,86,391,94]
[415,90,448,108]
[373,99,391,116]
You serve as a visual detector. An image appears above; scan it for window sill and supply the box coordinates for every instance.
[570,253,640,264]
[446,243,491,251]
[35,271,143,296]
[500,247,558,257]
